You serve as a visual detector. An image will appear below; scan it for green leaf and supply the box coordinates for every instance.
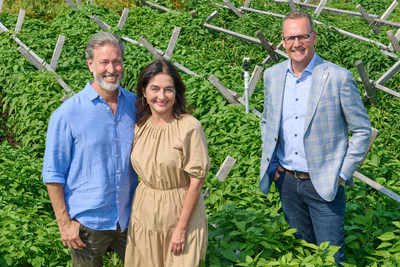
[220,249,239,262]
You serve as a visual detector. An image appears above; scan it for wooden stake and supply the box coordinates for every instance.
[353,171,400,203]
[374,83,400,99]
[205,11,219,23]
[144,1,171,12]
[248,65,263,98]
[238,7,285,18]
[263,41,287,64]
[122,36,140,45]
[222,0,243,17]
[60,95,71,102]
[355,60,378,105]
[328,26,388,50]
[87,15,111,31]
[381,0,398,21]
[376,60,400,86]
[216,156,236,181]
[0,0,3,14]
[14,9,25,34]
[118,8,130,31]
[0,21,8,33]
[287,0,298,11]
[172,61,199,77]
[314,0,328,18]
[244,0,251,8]
[275,0,379,18]
[357,4,381,34]
[138,36,163,60]
[380,49,398,59]
[256,30,278,63]
[251,108,262,118]
[208,74,240,106]
[50,35,66,71]
[357,128,379,169]
[18,46,45,70]
[203,23,261,45]
[374,18,400,29]
[388,29,400,51]
[64,0,78,10]
[387,29,400,52]
[164,26,181,60]
[190,10,196,19]
[55,76,75,94]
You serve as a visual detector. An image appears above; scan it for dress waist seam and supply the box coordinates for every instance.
[140,181,188,191]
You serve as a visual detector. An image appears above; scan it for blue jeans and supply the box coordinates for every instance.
[275,172,346,265]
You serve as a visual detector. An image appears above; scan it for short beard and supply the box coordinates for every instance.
[93,66,123,92]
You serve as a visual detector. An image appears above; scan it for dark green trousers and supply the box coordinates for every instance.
[69,223,127,267]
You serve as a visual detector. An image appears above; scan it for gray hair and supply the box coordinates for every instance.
[282,11,314,33]
[85,32,125,60]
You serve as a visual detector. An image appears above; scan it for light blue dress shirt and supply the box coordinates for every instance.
[42,82,138,231]
[277,53,347,182]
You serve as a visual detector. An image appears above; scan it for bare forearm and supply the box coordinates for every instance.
[46,183,85,249]
[47,183,71,226]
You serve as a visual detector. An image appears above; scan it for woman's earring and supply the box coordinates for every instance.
[142,97,148,106]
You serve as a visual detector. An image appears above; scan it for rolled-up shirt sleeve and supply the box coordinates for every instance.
[42,109,73,185]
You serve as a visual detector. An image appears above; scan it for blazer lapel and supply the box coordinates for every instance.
[304,55,329,132]
[271,62,288,125]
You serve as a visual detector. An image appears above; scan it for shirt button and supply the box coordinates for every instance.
[117,201,119,204]
[117,186,120,189]
[116,154,119,157]
[295,152,298,155]
[115,138,118,141]
[113,122,116,125]
[295,134,298,137]
[116,170,120,173]
[107,107,110,110]
[295,98,299,101]
[295,116,298,119]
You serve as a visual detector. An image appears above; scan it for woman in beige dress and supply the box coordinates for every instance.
[125,59,210,266]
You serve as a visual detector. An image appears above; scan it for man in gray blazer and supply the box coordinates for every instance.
[260,11,371,264]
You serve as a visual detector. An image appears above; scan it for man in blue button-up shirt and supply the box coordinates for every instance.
[42,32,138,266]
[259,11,371,265]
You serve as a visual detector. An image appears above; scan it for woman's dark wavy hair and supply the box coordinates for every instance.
[135,59,187,126]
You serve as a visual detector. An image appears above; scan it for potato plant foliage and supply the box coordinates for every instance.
[1,0,400,266]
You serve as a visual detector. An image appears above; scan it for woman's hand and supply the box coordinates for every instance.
[170,177,204,256]
[170,226,186,255]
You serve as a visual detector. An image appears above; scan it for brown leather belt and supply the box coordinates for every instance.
[284,168,311,180]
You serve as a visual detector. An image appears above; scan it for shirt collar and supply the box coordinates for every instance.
[287,52,317,76]
[84,81,123,101]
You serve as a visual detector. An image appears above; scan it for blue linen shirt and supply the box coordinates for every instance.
[277,53,347,182]
[42,82,138,231]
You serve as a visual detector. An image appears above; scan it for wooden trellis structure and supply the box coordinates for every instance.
[0,7,74,101]
[2,0,400,203]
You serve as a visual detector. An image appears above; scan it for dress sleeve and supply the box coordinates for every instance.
[182,118,211,179]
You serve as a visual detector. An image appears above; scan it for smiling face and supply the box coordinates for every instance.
[143,73,176,120]
[282,17,317,75]
[87,44,124,92]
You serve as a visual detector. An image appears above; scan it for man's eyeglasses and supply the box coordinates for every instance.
[282,31,314,45]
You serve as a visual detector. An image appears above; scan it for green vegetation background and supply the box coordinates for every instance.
[1,0,400,266]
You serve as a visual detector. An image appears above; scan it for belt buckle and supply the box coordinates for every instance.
[294,171,300,179]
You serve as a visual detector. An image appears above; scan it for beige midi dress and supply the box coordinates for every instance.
[125,114,210,267]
